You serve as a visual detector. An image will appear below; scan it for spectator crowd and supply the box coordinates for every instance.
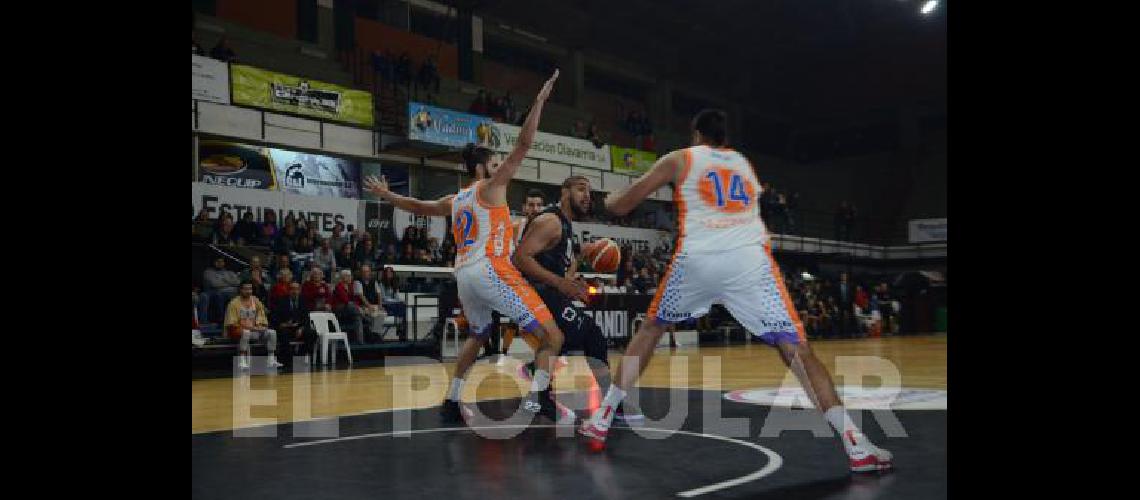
[468,89,519,124]
[195,200,898,356]
[783,271,900,339]
[758,181,801,236]
[569,119,607,149]
[371,49,443,103]
[620,108,655,151]
[587,241,675,295]
[194,210,471,347]
[193,207,456,267]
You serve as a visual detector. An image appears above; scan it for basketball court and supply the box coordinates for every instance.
[192,336,947,499]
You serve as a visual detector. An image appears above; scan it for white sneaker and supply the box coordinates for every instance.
[239,357,250,370]
[846,432,893,472]
[848,446,893,472]
[578,404,617,442]
[267,356,284,368]
[556,401,577,426]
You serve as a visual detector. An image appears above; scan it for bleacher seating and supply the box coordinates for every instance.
[194,14,354,88]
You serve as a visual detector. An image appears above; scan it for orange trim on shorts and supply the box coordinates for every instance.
[647,149,692,320]
[677,148,692,240]
[488,256,553,326]
[763,244,807,342]
[646,253,677,320]
[483,198,515,259]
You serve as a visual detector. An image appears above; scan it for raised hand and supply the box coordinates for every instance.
[535,69,560,103]
[363,175,390,196]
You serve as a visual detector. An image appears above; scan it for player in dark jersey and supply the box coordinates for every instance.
[512,175,640,424]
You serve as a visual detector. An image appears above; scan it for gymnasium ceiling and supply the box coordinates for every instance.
[466,0,946,127]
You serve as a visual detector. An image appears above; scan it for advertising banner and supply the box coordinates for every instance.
[191,182,360,237]
[407,101,611,170]
[364,202,397,247]
[281,192,361,234]
[407,102,496,148]
[573,222,672,254]
[489,122,611,170]
[192,181,282,222]
[197,140,276,190]
[193,55,230,104]
[392,207,449,246]
[269,148,360,199]
[230,64,374,127]
[908,218,947,243]
[610,146,657,175]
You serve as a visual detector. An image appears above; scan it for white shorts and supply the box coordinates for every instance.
[647,243,807,345]
[455,258,553,338]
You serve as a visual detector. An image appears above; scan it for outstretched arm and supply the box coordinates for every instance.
[487,69,560,188]
[363,175,453,216]
[604,149,685,216]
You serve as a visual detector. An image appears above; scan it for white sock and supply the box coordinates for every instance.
[594,385,627,427]
[448,378,464,401]
[530,369,551,392]
[824,406,868,451]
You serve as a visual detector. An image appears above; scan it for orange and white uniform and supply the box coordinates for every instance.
[647,145,807,344]
[451,181,553,336]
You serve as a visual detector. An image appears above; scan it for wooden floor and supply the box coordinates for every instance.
[192,335,947,434]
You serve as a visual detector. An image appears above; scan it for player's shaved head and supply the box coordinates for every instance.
[562,175,590,189]
[561,175,592,219]
[691,109,728,146]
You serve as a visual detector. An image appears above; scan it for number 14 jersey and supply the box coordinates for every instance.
[673,145,769,254]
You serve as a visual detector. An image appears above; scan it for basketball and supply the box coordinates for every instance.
[583,238,621,272]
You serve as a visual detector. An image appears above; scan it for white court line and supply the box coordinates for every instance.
[282,424,783,498]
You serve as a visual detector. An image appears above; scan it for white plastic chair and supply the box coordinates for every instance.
[310,312,353,366]
[854,304,877,332]
[438,308,463,359]
[442,317,461,359]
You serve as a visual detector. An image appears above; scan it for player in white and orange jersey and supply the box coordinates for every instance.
[502,188,548,355]
[578,109,893,473]
[364,70,566,424]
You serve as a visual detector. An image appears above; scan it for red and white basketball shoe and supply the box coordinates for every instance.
[843,430,893,473]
